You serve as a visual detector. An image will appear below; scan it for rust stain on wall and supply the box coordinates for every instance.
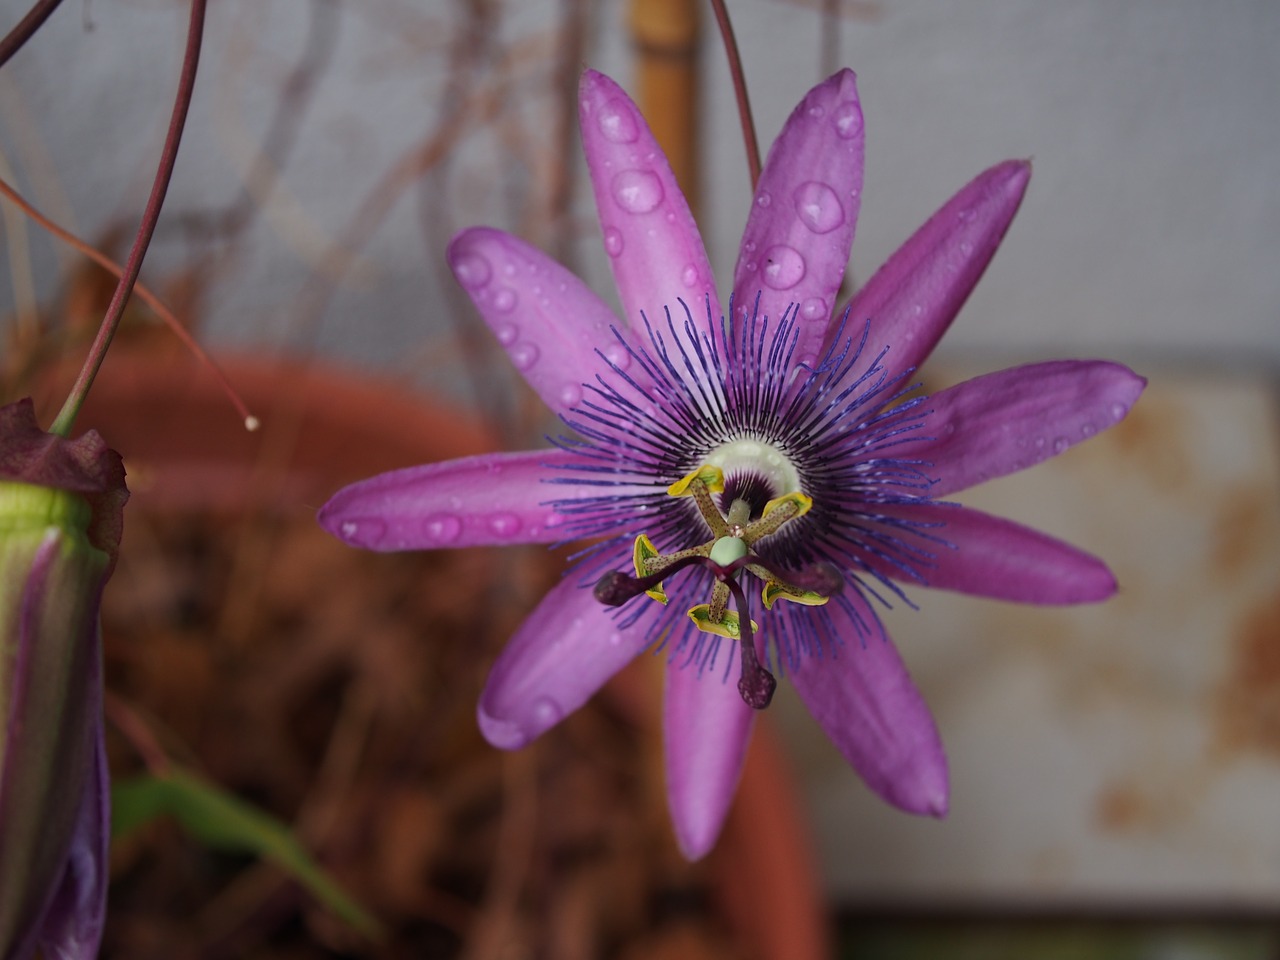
[1210,484,1273,583]
[1213,586,1280,759]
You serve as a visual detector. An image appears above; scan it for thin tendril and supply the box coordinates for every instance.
[708,0,761,190]
[0,0,64,70]
[0,176,259,430]
[50,0,208,437]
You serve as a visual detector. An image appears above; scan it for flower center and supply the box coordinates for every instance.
[593,464,842,709]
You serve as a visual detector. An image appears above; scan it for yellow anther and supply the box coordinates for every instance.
[687,604,758,640]
[632,534,668,604]
[761,580,831,610]
[666,464,725,498]
[760,491,812,522]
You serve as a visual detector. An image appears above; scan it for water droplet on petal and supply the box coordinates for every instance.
[453,252,491,289]
[559,383,583,408]
[808,103,826,119]
[762,244,806,290]
[340,517,386,548]
[799,297,827,321]
[596,98,639,143]
[423,513,462,543]
[942,422,956,436]
[756,190,772,208]
[495,322,518,345]
[603,227,624,257]
[680,264,699,287]
[1035,436,1047,449]
[603,342,631,370]
[1081,421,1096,438]
[492,287,517,313]
[509,342,540,370]
[793,181,845,234]
[488,512,522,537]
[833,100,863,139]
[612,169,664,214]
[1052,436,1069,454]
[1110,401,1128,422]
[530,696,563,728]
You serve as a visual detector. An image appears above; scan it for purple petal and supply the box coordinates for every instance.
[837,160,1030,386]
[318,449,635,551]
[874,501,1118,604]
[663,658,754,860]
[35,676,108,960]
[448,228,656,418]
[915,360,1148,497]
[789,593,948,816]
[578,70,722,339]
[733,69,864,372]
[477,577,645,749]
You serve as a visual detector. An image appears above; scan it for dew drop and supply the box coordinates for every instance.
[488,512,522,537]
[607,632,623,647]
[603,342,632,370]
[531,696,563,727]
[597,98,639,143]
[1081,421,1096,438]
[492,287,517,313]
[833,101,863,139]
[509,342,540,370]
[603,226,624,257]
[495,322,518,346]
[762,245,806,290]
[1052,436,1069,454]
[1035,436,1047,449]
[612,169,664,214]
[756,190,772,208]
[423,513,462,543]
[1110,401,1128,422]
[799,297,827,321]
[452,252,491,289]
[743,260,758,274]
[559,383,584,408]
[680,264,699,287]
[942,422,956,436]
[340,517,386,548]
[793,181,845,234]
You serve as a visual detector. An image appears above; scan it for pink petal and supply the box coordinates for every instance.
[477,576,644,749]
[448,228,656,418]
[915,360,1148,497]
[837,160,1030,386]
[733,69,864,372]
[873,501,1118,604]
[578,70,723,340]
[663,657,755,860]
[318,449,635,550]
[789,594,948,816]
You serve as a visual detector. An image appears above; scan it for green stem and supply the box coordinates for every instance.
[50,0,208,437]
[708,0,761,190]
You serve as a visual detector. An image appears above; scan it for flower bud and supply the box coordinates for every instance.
[0,399,125,960]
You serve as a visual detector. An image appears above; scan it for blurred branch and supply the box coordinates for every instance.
[0,0,64,70]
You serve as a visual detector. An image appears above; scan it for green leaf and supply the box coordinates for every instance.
[112,769,382,939]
